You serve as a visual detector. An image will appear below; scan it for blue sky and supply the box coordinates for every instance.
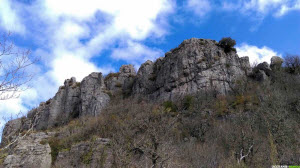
[0,0,299,128]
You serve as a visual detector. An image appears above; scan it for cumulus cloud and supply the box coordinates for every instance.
[237,43,281,65]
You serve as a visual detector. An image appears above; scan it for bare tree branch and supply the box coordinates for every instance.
[0,32,37,100]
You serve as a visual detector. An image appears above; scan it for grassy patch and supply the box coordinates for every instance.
[0,150,8,165]
[81,148,93,165]
[105,73,120,81]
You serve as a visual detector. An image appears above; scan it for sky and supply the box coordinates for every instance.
[0,0,299,129]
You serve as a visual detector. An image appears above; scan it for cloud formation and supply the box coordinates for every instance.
[0,0,25,33]
[222,0,300,17]
[237,43,281,65]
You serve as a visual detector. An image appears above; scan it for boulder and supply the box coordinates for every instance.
[270,56,283,71]
[252,62,272,81]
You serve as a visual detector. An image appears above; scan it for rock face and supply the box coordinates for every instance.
[132,38,251,101]
[105,65,136,95]
[3,132,52,168]
[80,72,110,116]
[28,77,81,130]
[1,73,110,147]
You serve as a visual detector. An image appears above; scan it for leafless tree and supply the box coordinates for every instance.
[0,32,36,100]
[284,54,300,75]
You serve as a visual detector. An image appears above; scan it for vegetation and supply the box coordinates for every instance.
[284,54,300,75]
[104,72,120,82]
[219,37,237,53]
[50,64,300,167]
[0,150,8,164]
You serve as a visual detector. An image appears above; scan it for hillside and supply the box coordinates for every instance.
[0,38,299,168]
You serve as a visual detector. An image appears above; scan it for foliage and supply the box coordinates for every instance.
[162,101,177,112]
[183,95,194,110]
[219,37,237,53]
[0,150,8,164]
[48,137,61,164]
[81,149,93,165]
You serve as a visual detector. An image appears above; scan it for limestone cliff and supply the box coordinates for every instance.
[1,38,284,168]
[132,38,251,100]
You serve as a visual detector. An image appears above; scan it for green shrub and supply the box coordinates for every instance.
[219,37,236,53]
[163,101,177,112]
[48,137,61,164]
[183,95,194,110]
[81,149,93,165]
[0,151,8,165]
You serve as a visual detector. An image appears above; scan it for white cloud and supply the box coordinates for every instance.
[0,98,27,116]
[237,43,281,65]
[186,0,211,17]
[275,0,300,16]
[222,0,300,17]
[111,41,163,64]
[0,0,25,33]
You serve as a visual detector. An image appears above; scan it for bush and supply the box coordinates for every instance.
[219,37,236,53]
[162,101,177,112]
[183,95,194,110]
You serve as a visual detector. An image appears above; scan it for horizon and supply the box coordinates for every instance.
[0,0,299,129]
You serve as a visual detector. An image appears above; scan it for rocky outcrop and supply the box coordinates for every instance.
[105,64,136,95]
[132,38,251,101]
[80,72,110,116]
[27,77,81,130]
[251,62,272,81]
[1,73,109,147]
[271,56,284,71]
[3,132,52,168]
